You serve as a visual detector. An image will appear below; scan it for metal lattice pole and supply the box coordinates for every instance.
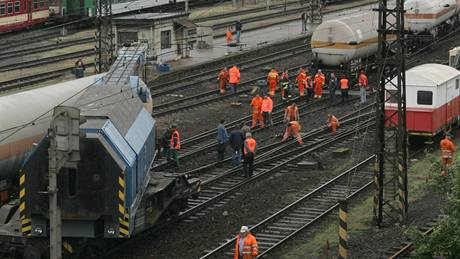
[374,0,408,227]
[95,0,114,73]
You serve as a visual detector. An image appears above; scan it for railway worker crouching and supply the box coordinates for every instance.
[267,68,279,97]
[168,124,181,170]
[75,59,86,78]
[261,94,273,127]
[284,102,299,122]
[229,65,241,93]
[229,123,246,166]
[314,69,325,99]
[234,226,258,259]
[243,133,257,177]
[250,93,264,128]
[327,114,339,133]
[440,133,456,176]
[329,72,338,104]
[340,75,350,104]
[217,67,229,94]
[358,70,368,104]
[282,121,303,144]
[217,119,229,162]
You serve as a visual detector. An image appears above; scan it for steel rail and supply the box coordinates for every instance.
[200,155,376,258]
[178,113,375,222]
[0,49,94,73]
[149,44,309,98]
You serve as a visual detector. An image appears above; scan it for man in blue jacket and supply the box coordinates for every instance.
[217,119,229,162]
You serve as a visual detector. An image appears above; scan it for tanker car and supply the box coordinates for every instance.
[0,44,200,258]
[311,0,460,74]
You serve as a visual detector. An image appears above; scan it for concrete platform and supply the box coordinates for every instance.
[163,0,378,71]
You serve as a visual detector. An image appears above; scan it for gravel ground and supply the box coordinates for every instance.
[110,121,375,258]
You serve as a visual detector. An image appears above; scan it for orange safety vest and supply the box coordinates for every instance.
[359,73,368,87]
[285,105,299,121]
[296,71,307,85]
[261,97,273,112]
[243,138,257,155]
[234,233,258,259]
[328,116,339,126]
[267,70,279,82]
[340,78,349,90]
[440,138,456,158]
[226,30,233,43]
[251,96,263,113]
[314,73,325,87]
[229,66,240,84]
[170,129,181,150]
[218,69,228,82]
[289,121,301,133]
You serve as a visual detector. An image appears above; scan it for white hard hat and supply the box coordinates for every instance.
[240,226,249,233]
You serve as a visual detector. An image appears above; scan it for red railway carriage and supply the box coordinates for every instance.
[385,63,460,137]
[0,0,49,32]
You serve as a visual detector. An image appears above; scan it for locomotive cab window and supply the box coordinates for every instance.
[417,90,433,105]
[0,3,5,16]
[456,79,459,89]
[14,1,19,13]
[7,2,12,14]
[39,0,44,8]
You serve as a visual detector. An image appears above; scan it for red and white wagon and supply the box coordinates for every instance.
[0,0,49,33]
[385,63,460,137]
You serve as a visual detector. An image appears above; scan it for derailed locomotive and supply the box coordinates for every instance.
[0,44,200,258]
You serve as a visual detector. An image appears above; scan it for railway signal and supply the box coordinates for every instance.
[374,0,408,227]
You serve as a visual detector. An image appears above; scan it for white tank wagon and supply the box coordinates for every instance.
[0,75,102,180]
[311,11,380,67]
[404,0,460,35]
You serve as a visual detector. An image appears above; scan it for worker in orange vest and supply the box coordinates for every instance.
[234,226,258,259]
[358,70,368,103]
[440,133,456,175]
[226,28,233,55]
[296,68,307,96]
[229,65,240,93]
[306,71,313,101]
[168,124,181,169]
[250,93,264,128]
[327,114,339,133]
[261,94,273,127]
[267,68,279,97]
[340,75,349,104]
[243,133,257,177]
[314,69,325,99]
[284,102,299,122]
[282,121,303,144]
[217,67,229,94]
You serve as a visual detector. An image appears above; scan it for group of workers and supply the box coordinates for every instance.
[218,66,370,104]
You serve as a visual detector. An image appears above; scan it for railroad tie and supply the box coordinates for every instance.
[338,199,348,259]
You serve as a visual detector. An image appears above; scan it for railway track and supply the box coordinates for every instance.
[151,59,311,117]
[0,37,93,60]
[178,106,375,221]
[200,155,376,258]
[0,49,94,73]
[101,103,375,258]
[385,215,445,259]
[0,63,96,92]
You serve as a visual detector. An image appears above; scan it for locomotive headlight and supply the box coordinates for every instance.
[34,227,43,235]
[107,228,115,235]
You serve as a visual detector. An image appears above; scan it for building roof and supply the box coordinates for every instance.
[113,12,189,24]
[406,63,460,86]
[112,0,184,15]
